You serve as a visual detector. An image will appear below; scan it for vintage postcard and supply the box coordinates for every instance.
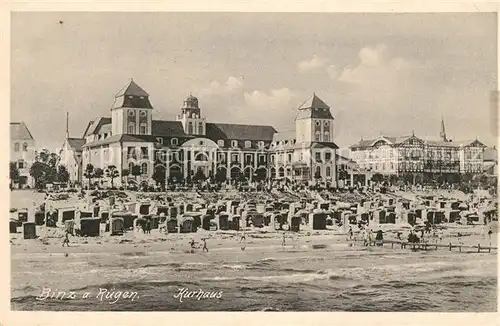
[3,3,499,325]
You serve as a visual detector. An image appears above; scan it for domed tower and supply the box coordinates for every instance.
[177,94,206,136]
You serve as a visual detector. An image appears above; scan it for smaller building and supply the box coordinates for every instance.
[10,122,36,188]
[59,137,85,185]
[483,146,498,176]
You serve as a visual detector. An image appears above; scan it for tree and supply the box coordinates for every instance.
[131,164,142,183]
[338,169,349,181]
[105,165,120,188]
[84,164,94,187]
[152,165,166,189]
[57,165,70,184]
[371,173,384,183]
[121,168,130,188]
[193,168,207,182]
[30,161,48,189]
[10,162,19,189]
[94,168,104,186]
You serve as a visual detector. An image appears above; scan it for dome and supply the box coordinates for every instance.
[183,94,199,109]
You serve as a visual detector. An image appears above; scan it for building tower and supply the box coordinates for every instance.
[111,79,153,136]
[295,93,334,143]
[177,94,206,135]
[440,115,448,142]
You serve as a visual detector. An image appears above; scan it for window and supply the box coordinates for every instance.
[231,140,238,148]
[17,160,25,169]
[218,153,225,162]
[287,153,292,162]
[140,147,148,159]
[14,143,19,152]
[244,141,251,148]
[315,131,321,141]
[325,152,332,161]
[128,162,134,171]
[315,152,321,162]
[245,154,253,163]
[231,154,239,162]
[324,121,329,127]
[270,155,275,163]
[217,140,224,147]
[171,138,178,146]
[258,141,264,148]
[127,123,135,134]
[300,152,304,161]
[326,166,331,177]
[141,162,148,175]
[198,122,203,134]
[315,121,320,126]
[140,110,147,117]
[139,123,147,135]
[22,142,28,151]
[259,154,265,164]
[188,122,193,134]
[128,109,135,116]
[323,132,330,142]
[156,137,163,144]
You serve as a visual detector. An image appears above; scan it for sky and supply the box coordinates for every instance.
[10,12,497,151]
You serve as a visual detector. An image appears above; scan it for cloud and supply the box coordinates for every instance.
[235,88,297,129]
[337,44,413,94]
[297,55,328,73]
[199,76,244,97]
[326,65,338,80]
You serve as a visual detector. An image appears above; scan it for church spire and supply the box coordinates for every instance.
[440,114,447,142]
[65,112,69,139]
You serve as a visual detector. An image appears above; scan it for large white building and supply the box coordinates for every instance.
[71,80,339,187]
[10,122,36,188]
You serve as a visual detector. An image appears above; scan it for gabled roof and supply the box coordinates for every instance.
[205,123,277,141]
[10,122,34,140]
[67,138,86,152]
[84,117,112,136]
[293,141,339,150]
[115,80,149,98]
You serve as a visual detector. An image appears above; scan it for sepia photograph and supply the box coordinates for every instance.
[8,11,498,312]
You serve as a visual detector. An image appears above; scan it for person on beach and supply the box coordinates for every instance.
[202,238,208,252]
[348,226,353,241]
[62,231,70,247]
[488,227,493,244]
[396,231,402,241]
[189,239,196,253]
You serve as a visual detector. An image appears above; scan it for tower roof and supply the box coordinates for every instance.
[115,79,149,98]
[298,93,330,110]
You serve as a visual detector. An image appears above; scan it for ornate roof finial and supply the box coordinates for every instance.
[412,129,415,136]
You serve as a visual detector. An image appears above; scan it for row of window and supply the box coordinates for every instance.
[13,142,28,152]
[127,123,148,135]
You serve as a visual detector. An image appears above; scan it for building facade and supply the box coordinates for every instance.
[349,120,487,184]
[80,80,339,187]
[10,122,36,188]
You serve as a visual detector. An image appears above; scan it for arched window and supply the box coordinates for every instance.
[198,122,203,134]
[141,162,148,175]
[139,123,147,135]
[323,132,330,142]
[217,140,224,147]
[22,142,28,151]
[188,122,193,134]
[128,162,134,172]
[171,138,178,146]
[326,166,331,177]
[231,140,238,148]
[127,123,135,134]
[14,142,19,152]
[315,131,321,142]
[245,141,251,148]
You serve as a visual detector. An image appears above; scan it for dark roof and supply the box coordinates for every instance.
[152,120,187,137]
[10,122,34,140]
[115,80,149,97]
[67,138,85,151]
[295,94,334,120]
[293,141,339,150]
[205,123,277,141]
[272,130,296,142]
[484,148,498,161]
